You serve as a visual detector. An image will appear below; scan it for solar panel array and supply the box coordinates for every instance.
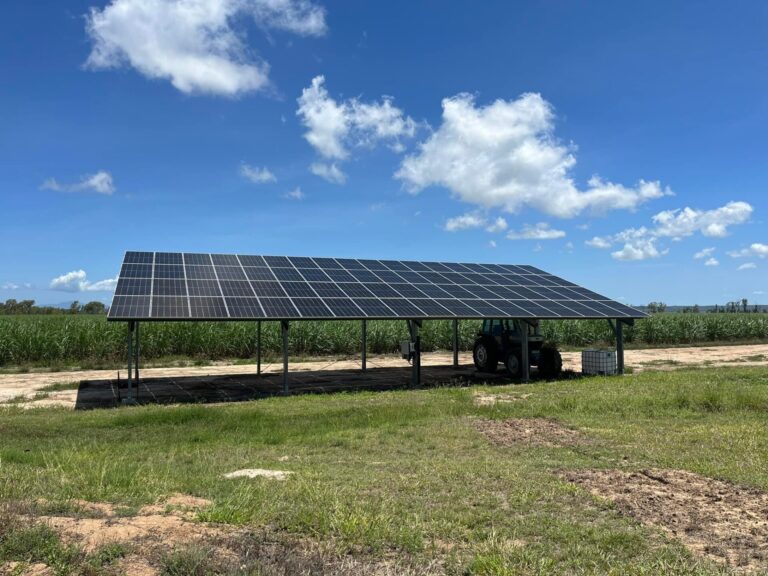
[107,252,645,321]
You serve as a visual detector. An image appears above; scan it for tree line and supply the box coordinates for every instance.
[0,299,107,315]
[646,299,766,314]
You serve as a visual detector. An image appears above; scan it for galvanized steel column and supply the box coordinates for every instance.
[361,319,367,372]
[281,320,289,395]
[452,319,459,368]
[521,321,529,383]
[616,320,625,375]
[256,320,262,376]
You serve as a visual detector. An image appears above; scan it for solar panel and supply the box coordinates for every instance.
[108,252,647,321]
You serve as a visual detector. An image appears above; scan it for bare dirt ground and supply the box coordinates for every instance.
[1,344,767,409]
[564,468,768,572]
[1,496,441,576]
[473,418,585,448]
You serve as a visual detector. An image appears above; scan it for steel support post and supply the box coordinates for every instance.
[134,321,140,398]
[361,319,367,372]
[452,319,459,368]
[135,322,141,384]
[281,320,289,395]
[520,320,530,383]
[607,320,626,375]
[615,319,625,375]
[124,321,135,404]
[256,321,262,376]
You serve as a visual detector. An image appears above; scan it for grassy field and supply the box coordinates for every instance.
[2,366,767,574]
[2,313,768,369]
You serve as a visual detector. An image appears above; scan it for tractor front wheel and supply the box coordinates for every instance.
[473,338,498,373]
[538,347,563,379]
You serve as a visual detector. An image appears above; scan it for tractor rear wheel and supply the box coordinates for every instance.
[473,338,498,373]
[538,346,563,379]
[504,351,522,377]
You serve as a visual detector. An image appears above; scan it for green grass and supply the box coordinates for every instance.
[2,366,767,573]
[1,313,768,369]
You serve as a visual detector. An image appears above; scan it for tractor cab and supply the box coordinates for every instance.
[473,318,562,379]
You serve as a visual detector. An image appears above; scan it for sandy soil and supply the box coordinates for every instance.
[473,418,585,448]
[1,344,767,409]
[564,468,768,572]
[1,495,443,576]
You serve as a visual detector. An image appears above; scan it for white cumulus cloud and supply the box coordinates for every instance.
[728,243,768,259]
[41,170,116,195]
[85,0,326,97]
[396,93,671,218]
[444,212,486,232]
[738,262,757,270]
[297,76,417,179]
[704,257,719,267]
[240,163,276,183]
[587,201,752,261]
[611,237,668,262]
[585,236,612,249]
[50,270,118,292]
[693,247,716,259]
[309,162,347,184]
[485,217,508,233]
[506,222,566,240]
[284,186,305,200]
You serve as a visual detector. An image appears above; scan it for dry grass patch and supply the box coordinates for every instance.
[472,392,532,407]
[473,417,585,448]
[564,468,768,572]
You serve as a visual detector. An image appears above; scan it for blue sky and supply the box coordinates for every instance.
[1,0,766,306]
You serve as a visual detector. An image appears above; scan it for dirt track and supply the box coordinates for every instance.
[1,344,767,409]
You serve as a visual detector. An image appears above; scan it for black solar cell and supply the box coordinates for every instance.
[339,283,375,298]
[352,298,396,317]
[156,252,182,265]
[362,283,400,298]
[154,265,184,279]
[281,282,318,298]
[152,296,189,318]
[219,280,255,297]
[124,251,153,264]
[322,298,363,317]
[238,255,267,267]
[287,256,319,268]
[308,282,347,298]
[184,253,212,265]
[292,297,333,317]
[120,263,152,278]
[297,268,331,282]
[189,297,228,318]
[259,297,300,317]
[187,279,222,297]
[243,267,276,281]
[153,278,187,297]
[211,254,240,266]
[226,297,264,318]
[323,268,357,283]
[115,278,151,296]
[263,256,292,267]
[249,281,287,297]
[214,266,247,281]
[185,265,216,280]
[109,295,150,317]
[271,267,304,282]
